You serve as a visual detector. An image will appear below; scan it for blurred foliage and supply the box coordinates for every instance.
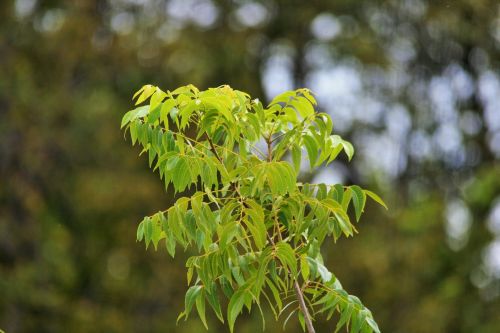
[0,0,499,332]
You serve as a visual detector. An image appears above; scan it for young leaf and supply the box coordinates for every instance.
[135,84,155,105]
[364,190,388,210]
[136,221,145,241]
[341,139,354,161]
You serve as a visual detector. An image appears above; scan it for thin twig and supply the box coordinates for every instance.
[294,280,316,333]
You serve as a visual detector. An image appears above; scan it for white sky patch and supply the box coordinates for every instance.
[111,12,135,35]
[304,43,332,68]
[35,9,66,33]
[386,104,412,140]
[166,0,219,28]
[310,13,342,41]
[312,163,346,185]
[262,44,295,100]
[445,199,472,251]
[488,198,500,235]
[258,25,492,180]
[307,64,363,132]
[433,123,463,155]
[409,130,433,160]
[355,96,384,125]
[484,240,500,278]
[446,64,475,101]
[389,37,416,64]
[15,0,37,18]
[357,132,406,178]
[429,76,458,124]
[478,71,500,132]
[235,2,269,28]
[489,131,500,157]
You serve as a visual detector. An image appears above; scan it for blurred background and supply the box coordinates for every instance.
[1,0,500,332]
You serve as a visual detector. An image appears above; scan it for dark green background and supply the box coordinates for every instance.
[1,0,499,332]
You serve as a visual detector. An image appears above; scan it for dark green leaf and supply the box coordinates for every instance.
[350,185,366,222]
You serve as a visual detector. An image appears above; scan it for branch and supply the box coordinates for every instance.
[266,137,273,162]
[205,133,245,199]
[207,135,223,163]
[293,280,316,333]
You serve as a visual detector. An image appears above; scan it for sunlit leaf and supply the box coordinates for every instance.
[122,84,384,333]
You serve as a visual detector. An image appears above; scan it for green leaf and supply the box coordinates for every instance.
[298,311,305,331]
[300,254,310,280]
[244,199,266,250]
[351,309,365,333]
[196,290,208,329]
[227,290,246,333]
[206,284,224,322]
[266,278,282,312]
[253,161,296,196]
[331,184,344,203]
[201,96,234,122]
[364,190,388,210]
[329,135,354,161]
[307,256,332,282]
[268,90,295,107]
[136,221,145,241]
[366,317,381,333]
[150,86,166,111]
[298,88,317,105]
[168,204,186,246]
[295,96,315,118]
[121,106,149,128]
[132,85,146,100]
[172,157,191,192]
[275,242,297,277]
[165,230,176,257]
[320,198,353,236]
[184,285,203,319]
[144,217,152,249]
[303,135,318,168]
[135,84,155,105]
[219,221,239,250]
[317,261,333,283]
[341,139,354,161]
[160,99,176,127]
[335,303,353,333]
[180,100,198,129]
[291,144,302,173]
[150,214,163,250]
[321,198,347,217]
[282,307,298,330]
[350,185,366,222]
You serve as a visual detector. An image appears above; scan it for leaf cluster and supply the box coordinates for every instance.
[122,84,386,332]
